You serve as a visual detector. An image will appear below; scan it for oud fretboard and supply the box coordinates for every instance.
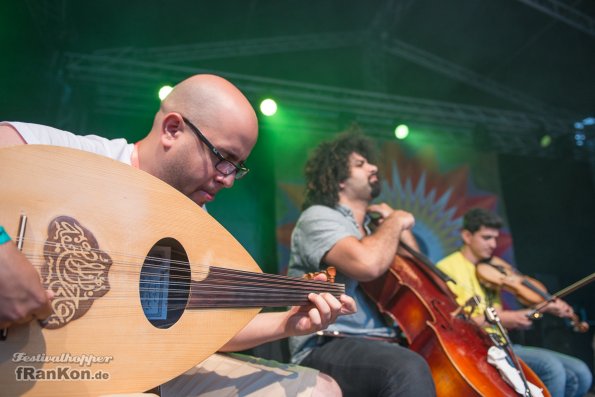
[188,267,344,308]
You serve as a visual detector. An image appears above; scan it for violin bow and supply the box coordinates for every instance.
[527,271,595,319]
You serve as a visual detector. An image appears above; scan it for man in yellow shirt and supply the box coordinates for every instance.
[436,208,591,397]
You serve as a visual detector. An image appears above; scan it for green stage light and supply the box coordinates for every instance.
[260,99,278,116]
[394,124,409,140]
[158,85,173,101]
[540,134,552,148]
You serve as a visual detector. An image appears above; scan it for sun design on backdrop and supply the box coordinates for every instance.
[276,142,512,273]
[376,144,511,263]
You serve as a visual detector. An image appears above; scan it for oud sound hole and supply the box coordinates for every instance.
[140,238,190,329]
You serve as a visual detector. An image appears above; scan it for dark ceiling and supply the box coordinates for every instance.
[2,0,595,161]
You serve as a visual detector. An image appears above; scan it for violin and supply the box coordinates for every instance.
[476,257,589,333]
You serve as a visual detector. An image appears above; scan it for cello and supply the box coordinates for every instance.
[361,243,550,397]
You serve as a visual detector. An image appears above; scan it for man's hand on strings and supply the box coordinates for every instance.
[284,273,356,336]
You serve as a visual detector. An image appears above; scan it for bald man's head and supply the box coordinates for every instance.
[140,74,259,205]
[159,74,258,153]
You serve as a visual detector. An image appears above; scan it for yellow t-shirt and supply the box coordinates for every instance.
[436,251,501,319]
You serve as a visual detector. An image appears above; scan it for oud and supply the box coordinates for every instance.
[0,145,343,397]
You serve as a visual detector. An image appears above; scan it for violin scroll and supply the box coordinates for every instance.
[570,315,589,333]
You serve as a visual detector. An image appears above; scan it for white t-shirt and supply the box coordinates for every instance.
[2,122,134,165]
[3,121,209,211]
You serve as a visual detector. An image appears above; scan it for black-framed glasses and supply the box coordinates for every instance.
[182,116,249,180]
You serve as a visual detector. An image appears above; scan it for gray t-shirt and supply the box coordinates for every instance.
[287,204,396,363]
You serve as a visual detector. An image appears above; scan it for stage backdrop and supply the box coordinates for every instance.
[272,128,516,275]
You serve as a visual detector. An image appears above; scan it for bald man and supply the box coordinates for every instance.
[0,74,355,397]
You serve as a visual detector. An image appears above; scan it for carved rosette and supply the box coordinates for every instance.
[42,216,112,329]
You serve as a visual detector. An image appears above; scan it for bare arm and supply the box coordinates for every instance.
[0,124,26,147]
[467,299,573,331]
[469,307,533,330]
[324,204,415,281]
[220,294,356,352]
[541,298,575,319]
[220,274,356,352]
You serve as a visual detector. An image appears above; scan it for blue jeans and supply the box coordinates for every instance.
[300,337,436,397]
[513,344,592,397]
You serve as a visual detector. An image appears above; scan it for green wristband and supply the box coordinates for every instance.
[0,226,12,245]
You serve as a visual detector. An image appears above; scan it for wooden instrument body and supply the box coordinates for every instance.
[476,258,589,333]
[0,145,262,396]
[476,257,550,306]
[363,255,551,397]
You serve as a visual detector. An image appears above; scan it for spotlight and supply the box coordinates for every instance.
[158,85,173,101]
[540,134,552,148]
[394,124,409,140]
[260,99,277,116]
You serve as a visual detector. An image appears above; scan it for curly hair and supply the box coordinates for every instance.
[302,126,378,209]
[463,208,503,233]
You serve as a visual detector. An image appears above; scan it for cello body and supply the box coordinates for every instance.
[362,255,550,397]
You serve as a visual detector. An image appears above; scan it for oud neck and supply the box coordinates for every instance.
[188,267,344,308]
